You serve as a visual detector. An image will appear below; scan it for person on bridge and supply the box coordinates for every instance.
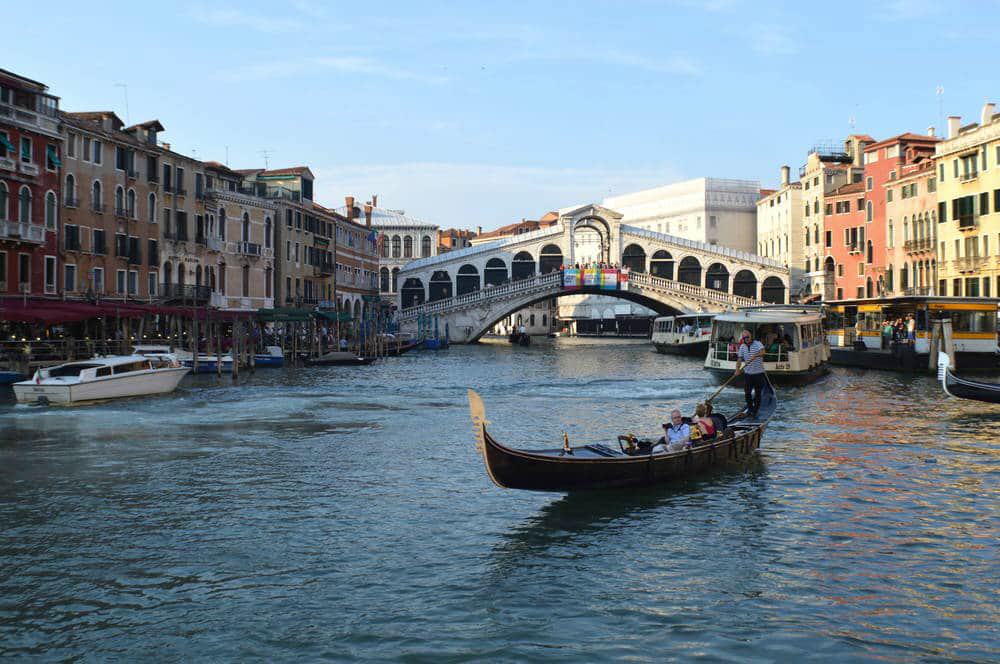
[735,329,767,418]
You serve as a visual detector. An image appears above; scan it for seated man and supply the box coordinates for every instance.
[652,410,690,453]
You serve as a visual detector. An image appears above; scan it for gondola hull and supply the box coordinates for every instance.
[468,383,775,492]
[939,353,1000,404]
[654,339,710,357]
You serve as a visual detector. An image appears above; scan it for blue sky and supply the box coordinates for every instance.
[9,0,1000,230]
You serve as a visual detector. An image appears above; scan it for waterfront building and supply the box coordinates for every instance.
[333,198,380,318]
[0,69,62,298]
[438,227,477,253]
[469,214,559,246]
[363,203,438,301]
[60,112,161,301]
[933,104,1000,297]
[756,165,804,293]
[799,136,871,300]
[602,178,761,253]
[821,181,867,300]
[203,162,276,311]
[883,149,939,296]
[860,132,939,298]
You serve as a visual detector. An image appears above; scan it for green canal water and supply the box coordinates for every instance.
[1,338,998,661]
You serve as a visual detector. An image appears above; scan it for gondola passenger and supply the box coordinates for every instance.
[690,403,717,442]
[652,410,690,453]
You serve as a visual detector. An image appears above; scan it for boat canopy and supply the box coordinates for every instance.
[715,309,822,325]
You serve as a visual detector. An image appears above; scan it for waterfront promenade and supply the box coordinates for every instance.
[1,339,997,661]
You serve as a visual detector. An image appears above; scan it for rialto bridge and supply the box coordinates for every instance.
[395,204,790,343]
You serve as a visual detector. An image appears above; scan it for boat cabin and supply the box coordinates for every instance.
[653,314,714,336]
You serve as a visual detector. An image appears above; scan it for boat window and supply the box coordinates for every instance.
[951,311,997,333]
[824,309,845,331]
[96,367,112,377]
[48,363,102,377]
[112,361,150,375]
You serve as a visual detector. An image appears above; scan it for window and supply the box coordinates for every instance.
[422,235,432,257]
[928,177,936,193]
[857,198,864,211]
[18,253,30,290]
[825,230,832,247]
[20,137,32,163]
[128,270,138,295]
[45,255,56,294]
[44,191,56,228]
[148,193,156,223]
[980,192,990,216]
[92,267,104,293]
[825,203,832,215]
[93,229,106,254]
[92,140,102,164]
[866,201,873,222]
[116,269,126,294]
[0,182,5,220]
[887,189,893,202]
[939,163,945,181]
[64,263,77,292]
[82,137,91,163]
[18,186,30,223]
[91,180,102,212]
[837,264,844,277]
[265,217,272,248]
[286,241,291,261]
[242,265,249,297]
[866,176,873,191]
[67,133,76,158]
[46,145,60,170]
[148,271,158,297]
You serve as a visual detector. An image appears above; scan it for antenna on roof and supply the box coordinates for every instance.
[114,83,130,125]
[259,148,274,169]
[936,85,945,132]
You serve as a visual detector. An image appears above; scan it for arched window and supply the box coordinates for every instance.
[242,212,250,242]
[866,200,873,222]
[64,174,75,205]
[403,236,413,258]
[421,235,431,257]
[44,190,56,228]
[127,189,136,218]
[115,185,124,214]
[380,267,390,292]
[265,217,272,248]
[148,193,156,223]
[0,182,7,220]
[381,237,389,258]
[392,235,401,258]
[218,207,226,240]
[91,180,102,212]
[18,185,31,223]
[903,217,909,241]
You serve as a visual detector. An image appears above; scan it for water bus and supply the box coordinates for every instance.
[704,307,830,386]
[13,355,189,405]
[824,296,999,371]
[652,314,715,356]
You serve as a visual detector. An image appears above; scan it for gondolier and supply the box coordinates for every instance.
[735,329,767,418]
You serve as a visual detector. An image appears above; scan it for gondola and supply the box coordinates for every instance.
[466,380,776,492]
[305,352,377,367]
[507,332,531,346]
[938,352,1000,404]
[383,340,422,357]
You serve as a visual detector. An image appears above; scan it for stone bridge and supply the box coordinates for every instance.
[395,204,790,342]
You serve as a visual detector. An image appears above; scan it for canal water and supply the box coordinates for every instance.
[1,339,997,662]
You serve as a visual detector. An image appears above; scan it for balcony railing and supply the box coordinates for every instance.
[959,171,978,182]
[92,202,105,213]
[314,261,335,276]
[953,256,986,273]
[126,168,139,180]
[175,187,187,197]
[114,205,128,218]
[207,236,223,252]
[0,100,60,135]
[158,283,211,304]
[147,175,159,184]
[904,238,934,253]
[0,156,15,172]
[236,241,262,257]
[19,162,39,176]
[957,216,977,230]
[0,220,46,244]
[903,286,932,296]
[165,229,190,242]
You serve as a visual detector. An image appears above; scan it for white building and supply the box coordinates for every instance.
[603,177,761,252]
[756,166,805,294]
[365,207,439,299]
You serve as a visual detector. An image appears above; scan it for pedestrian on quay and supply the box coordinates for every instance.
[906,315,916,344]
[882,319,893,349]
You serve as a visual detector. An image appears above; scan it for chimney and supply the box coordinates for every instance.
[947,116,961,139]
[345,196,355,219]
[363,203,372,227]
[477,226,482,235]
[981,102,996,125]
[372,194,378,208]
[162,142,171,151]
[927,126,935,137]
[780,165,790,186]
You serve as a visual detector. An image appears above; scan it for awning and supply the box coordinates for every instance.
[257,307,314,322]
[314,310,353,322]
[0,135,14,152]
[46,145,62,168]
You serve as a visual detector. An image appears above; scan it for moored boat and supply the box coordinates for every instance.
[705,307,829,386]
[305,351,377,366]
[652,314,714,356]
[13,355,189,405]
[0,370,28,386]
[937,352,1000,404]
[466,382,775,492]
[254,346,285,367]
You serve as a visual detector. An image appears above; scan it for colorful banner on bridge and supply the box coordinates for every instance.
[562,268,581,290]
[619,267,629,291]
[582,268,599,288]
[600,269,618,290]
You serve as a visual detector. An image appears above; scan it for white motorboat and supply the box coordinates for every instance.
[13,355,190,405]
[652,314,715,356]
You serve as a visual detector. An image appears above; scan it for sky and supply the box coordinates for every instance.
[9,0,1000,230]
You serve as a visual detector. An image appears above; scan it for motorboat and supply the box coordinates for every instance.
[704,307,829,386]
[174,350,233,373]
[305,351,376,367]
[254,346,285,367]
[0,370,27,386]
[13,355,189,405]
[652,314,715,356]
[467,382,775,491]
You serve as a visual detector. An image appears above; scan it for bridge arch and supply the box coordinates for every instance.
[761,276,785,303]
[622,244,646,273]
[677,256,702,286]
[650,250,674,279]
[484,257,508,287]
[457,264,479,296]
[706,263,729,293]
[733,269,756,298]
[573,215,613,264]
[539,244,563,274]
[511,251,535,280]
[429,270,452,302]
[401,277,425,308]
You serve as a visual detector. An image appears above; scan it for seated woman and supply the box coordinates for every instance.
[689,403,717,443]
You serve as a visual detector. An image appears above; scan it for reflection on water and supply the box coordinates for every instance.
[0,338,997,661]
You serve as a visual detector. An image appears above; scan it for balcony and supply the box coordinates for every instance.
[147,175,159,185]
[19,162,39,176]
[262,246,274,259]
[847,243,860,254]
[159,283,211,304]
[92,202,106,214]
[0,99,61,136]
[64,195,79,208]
[126,168,139,180]
[164,229,190,243]
[128,253,142,265]
[163,183,173,193]
[957,216,977,231]
[959,171,978,182]
[210,292,226,308]
[0,220,46,244]
[207,236,223,252]
[904,238,934,253]
[954,256,986,273]
[314,260,335,276]
[903,286,932,296]
[236,241,262,257]
[175,187,187,197]
[114,205,128,219]
[0,156,15,172]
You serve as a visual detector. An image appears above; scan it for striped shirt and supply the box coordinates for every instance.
[738,340,766,374]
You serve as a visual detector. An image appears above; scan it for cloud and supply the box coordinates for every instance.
[312,162,684,231]
[187,7,306,32]
[227,56,448,84]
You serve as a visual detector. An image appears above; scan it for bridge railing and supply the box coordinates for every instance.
[620,225,786,271]
[400,224,566,273]
[398,272,561,320]
[629,272,760,308]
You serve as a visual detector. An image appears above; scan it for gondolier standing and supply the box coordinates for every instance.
[735,329,767,418]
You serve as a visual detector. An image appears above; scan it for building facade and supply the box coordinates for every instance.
[0,69,61,298]
[883,153,938,296]
[603,178,761,252]
[822,181,867,300]
[438,228,476,253]
[934,105,1000,297]
[365,205,438,300]
[756,165,804,293]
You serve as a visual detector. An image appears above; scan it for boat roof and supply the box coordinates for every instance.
[54,355,152,368]
[714,308,822,324]
[654,313,716,322]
